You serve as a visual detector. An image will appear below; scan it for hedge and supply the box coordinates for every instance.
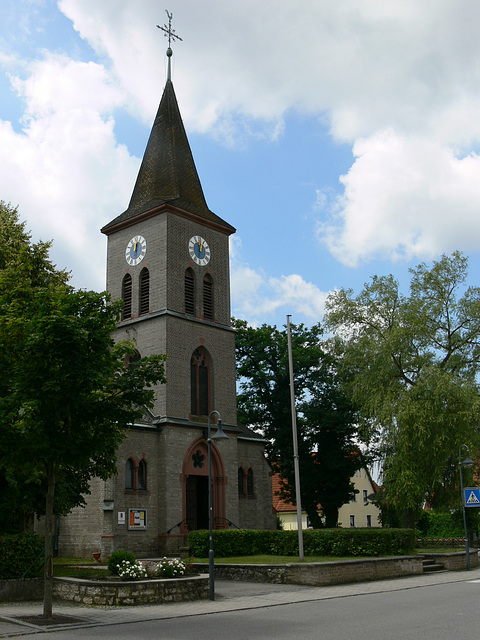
[188,528,415,559]
[0,531,44,579]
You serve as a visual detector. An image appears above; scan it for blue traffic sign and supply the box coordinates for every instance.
[463,487,480,507]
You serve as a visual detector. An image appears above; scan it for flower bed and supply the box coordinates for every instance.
[116,558,191,580]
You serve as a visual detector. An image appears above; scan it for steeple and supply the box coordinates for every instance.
[102,16,234,235]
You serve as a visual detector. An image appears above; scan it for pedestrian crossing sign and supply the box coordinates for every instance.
[463,488,480,507]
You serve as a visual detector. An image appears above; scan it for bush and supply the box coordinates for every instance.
[415,510,473,539]
[108,550,136,575]
[117,560,149,580]
[188,528,415,558]
[156,557,189,578]
[0,531,44,579]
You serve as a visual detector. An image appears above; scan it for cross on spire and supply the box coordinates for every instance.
[157,10,182,48]
[157,11,182,81]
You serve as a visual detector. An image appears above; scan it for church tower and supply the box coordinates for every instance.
[58,23,274,557]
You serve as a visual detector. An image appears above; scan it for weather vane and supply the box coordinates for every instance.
[157,10,182,81]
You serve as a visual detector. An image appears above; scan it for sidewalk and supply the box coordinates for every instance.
[1,568,479,637]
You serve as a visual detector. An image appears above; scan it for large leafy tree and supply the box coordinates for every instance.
[325,252,480,525]
[234,318,361,528]
[0,203,167,617]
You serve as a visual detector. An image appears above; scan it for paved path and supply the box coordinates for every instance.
[1,568,480,637]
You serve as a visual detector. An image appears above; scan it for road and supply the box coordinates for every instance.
[2,575,480,639]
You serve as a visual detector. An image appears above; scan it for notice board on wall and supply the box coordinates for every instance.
[128,509,147,529]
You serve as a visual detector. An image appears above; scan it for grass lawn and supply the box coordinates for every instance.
[51,547,465,577]
[191,554,380,564]
[191,548,465,564]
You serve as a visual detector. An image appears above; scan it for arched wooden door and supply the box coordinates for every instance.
[181,438,227,533]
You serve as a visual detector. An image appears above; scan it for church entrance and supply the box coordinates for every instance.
[181,437,227,534]
[185,475,209,530]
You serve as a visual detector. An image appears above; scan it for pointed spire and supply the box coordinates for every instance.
[101,15,235,235]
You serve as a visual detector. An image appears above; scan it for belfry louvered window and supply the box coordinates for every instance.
[185,268,195,315]
[139,268,149,315]
[203,274,213,320]
[122,274,132,320]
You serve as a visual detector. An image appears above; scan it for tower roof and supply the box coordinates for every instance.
[101,79,235,235]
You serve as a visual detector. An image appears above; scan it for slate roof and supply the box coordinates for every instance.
[101,79,235,235]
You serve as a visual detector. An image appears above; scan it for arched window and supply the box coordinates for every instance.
[190,348,210,417]
[247,468,254,496]
[122,274,132,320]
[203,274,213,320]
[238,467,245,497]
[185,268,195,315]
[138,459,147,490]
[125,459,134,490]
[139,268,149,315]
[125,457,147,491]
[126,350,141,367]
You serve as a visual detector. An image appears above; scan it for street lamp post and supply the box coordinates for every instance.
[459,444,475,571]
[208,410,229,601]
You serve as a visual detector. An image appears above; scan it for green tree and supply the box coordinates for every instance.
[234,318,361,528]
[0,204,167,618]
[325,251,480,525]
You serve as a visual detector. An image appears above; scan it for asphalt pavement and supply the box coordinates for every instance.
[1,568,479,638]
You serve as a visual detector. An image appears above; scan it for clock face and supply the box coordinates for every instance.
[189,236,211,266]
[125,235,147,266]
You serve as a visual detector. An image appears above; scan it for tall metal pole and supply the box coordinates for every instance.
[207,410,228,600]
[286,315,304,561]
[459,444,473,571]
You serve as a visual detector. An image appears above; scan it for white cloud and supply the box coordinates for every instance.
[55,0,480,267]
[56,0,480,142]
[0,53,137,289]
[317,130,480,266]
[231,237,327,325]
[3,0,480,298]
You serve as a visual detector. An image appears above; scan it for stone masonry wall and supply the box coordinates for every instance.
[196,556,424,585]
[53,576,209,606]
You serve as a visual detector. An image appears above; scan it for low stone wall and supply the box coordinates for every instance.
[196,556,425,586]
[0,578,44,602]
[53,575,209,606]
[286,556,423,585]
[423,549,479,571]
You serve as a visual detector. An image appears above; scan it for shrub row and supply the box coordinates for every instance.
[0,531,44,579]
[188,528,415,559]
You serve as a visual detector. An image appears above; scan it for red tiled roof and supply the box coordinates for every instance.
[272,473,296,513]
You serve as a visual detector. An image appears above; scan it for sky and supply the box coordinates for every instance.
[2,0,480,329]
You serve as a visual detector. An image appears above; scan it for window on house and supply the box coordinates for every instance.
[238,467,245,497]
[125,459,134,490]
[238,467,255,498]
[366,515,372,528]
[138,459,147,490]
[122,274,132,320]
[351,490,357,502]
[126,350,141,367]
[125,457,147,491]
[247,468,254,496]
[139,268,149,315]
[185,269,195,315]
[350,515,355,528]
[203,274,213,320]
[363,490,368,504]
[190,348,210,417]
